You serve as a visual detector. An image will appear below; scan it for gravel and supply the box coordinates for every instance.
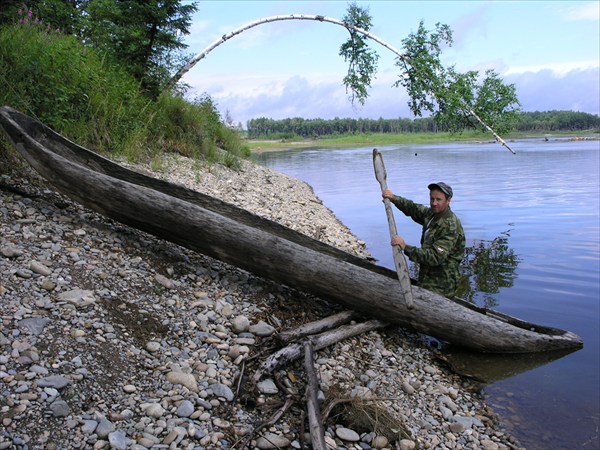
[0,152,523,449]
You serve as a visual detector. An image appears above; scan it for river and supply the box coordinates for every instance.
[253,137,599,450]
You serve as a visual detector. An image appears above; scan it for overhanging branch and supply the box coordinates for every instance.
[167,14,404,89]
[168,13,516,153]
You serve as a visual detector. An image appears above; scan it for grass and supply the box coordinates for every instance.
[0,24,247,169]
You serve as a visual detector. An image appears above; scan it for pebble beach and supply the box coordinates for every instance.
[0,151,523,450]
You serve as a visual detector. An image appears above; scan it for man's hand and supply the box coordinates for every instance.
[391,235,406,250]
[382,188,394,200]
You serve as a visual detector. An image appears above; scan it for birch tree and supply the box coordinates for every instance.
[168,2,520,147]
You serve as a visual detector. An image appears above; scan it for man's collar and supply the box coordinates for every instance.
[433,206,452,220]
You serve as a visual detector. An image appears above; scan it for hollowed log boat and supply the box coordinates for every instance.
[0,106,584,353]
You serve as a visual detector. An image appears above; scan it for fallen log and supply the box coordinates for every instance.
[0,106,584,354]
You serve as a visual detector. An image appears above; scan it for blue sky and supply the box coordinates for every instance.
[181,1,600,126]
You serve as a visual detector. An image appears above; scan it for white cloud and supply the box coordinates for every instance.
[504,60,600,76]
[186,64,599,126]
[562,2,600,21]
[189,72,413,126]
[505,67,599,114]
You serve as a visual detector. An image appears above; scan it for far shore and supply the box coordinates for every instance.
[246,131,600,154]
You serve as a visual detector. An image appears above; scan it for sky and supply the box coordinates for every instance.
[180,1,600,127]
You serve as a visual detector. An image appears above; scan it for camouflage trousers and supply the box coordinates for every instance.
[417,263,461,298]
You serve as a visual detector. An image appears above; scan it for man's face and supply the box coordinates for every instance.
[429,188,451,215]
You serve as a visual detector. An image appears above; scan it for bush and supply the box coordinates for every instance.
[0,23,247,167]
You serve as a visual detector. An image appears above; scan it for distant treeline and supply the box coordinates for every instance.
[246,110,600,139]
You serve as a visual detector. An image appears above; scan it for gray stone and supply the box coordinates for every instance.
[30,260,52,276]
[176,400,195,417]
[255,433,291,449]
[17,317,50,335]
[257,378,278,394]
[108,431,128,450]
[166,371,198,392]
[336,427,360,442]
[210,383,234,401]
[37,375,71,389]
[249,320,276,336]
[81,419,98,434]
[96,418,115,438]
[49,399,70,417]
[232,315,250,333]
[58,289,96,307]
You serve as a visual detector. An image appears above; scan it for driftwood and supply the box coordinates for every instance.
[304,340,327,450]
[254,320,388,382]
[277,310,356,344]
[0,106,583,354]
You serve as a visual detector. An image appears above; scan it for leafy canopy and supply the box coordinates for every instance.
[341,4,520,134]
[339,3,379,106]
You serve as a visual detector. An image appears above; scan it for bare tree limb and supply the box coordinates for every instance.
[253,319,388,382]
[167,13,515,153]
[277,310,356,344]
[167,14,403,89]
[304,340,327,450]
[467,107,516,154]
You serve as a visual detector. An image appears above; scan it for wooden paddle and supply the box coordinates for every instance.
[372,148,414,309]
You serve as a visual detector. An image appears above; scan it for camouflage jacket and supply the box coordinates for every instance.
[390,195,465,297]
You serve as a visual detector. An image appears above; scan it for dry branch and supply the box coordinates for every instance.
[237,397,295,449]
[304,340,327,450]
[254,319,388,382]
[277,310,356,344]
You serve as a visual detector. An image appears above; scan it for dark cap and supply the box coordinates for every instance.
[428,182,453,198]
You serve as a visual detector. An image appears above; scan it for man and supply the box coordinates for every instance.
[382,182,465,298]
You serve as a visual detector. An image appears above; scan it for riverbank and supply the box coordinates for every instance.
[246,131,600,153]
[0,152,523,449]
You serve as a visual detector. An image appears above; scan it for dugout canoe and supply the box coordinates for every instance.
[0,106,584,354]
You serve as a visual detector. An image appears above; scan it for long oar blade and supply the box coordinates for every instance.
[372,149,414,309]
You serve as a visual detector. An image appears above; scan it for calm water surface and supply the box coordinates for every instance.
[254,138,600,450]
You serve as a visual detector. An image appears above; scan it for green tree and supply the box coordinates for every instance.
[339,3,379,106]
[84,0,197,97]
[0,0,85,34]
[395,21,519,135]
[172,3,519,144]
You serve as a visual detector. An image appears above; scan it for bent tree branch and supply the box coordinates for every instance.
[168,13,401,89]
[168,11,519,152]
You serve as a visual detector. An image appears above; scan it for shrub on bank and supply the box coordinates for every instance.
[0,23,246,167]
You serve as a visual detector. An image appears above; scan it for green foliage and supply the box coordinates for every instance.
[0,23,247,167]
[83,0,198,98]
[340,3,379,106]
[0,23,147,150]
[144,93,247,166]
[515,110,600,131]
[246,111,598,140]
[395,20,453,115]
[394,20,520,135]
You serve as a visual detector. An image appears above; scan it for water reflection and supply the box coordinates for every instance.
[254,140,599,450]
[458,230,521,309]
[436,346,581,384]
